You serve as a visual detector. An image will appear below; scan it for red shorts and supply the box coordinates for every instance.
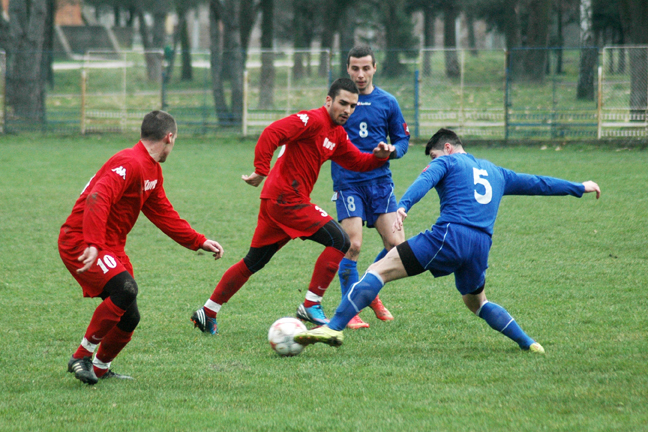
[250,199,333,248]
[58,228,133,298]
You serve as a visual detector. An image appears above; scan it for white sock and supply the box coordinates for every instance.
[204,299,221,314]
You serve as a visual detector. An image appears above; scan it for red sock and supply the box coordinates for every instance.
[74,297,125,359]
[304,247,344,306]
[209,259,253,307]
[94,326,134,377]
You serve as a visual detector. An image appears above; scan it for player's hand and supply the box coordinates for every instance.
[582,181,601,199]
[77,246,98,274]
[373,142,395,159]
[242,172,266,187]
[201,239,224,260]
[392,208,407,232]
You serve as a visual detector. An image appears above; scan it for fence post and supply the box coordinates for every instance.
[414,70,419,139]
[81,68,86,135]
[243,69,249,137]
[597,65,603,139]
[1,51,5,134]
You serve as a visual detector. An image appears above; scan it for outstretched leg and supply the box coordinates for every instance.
[462,287,544,354]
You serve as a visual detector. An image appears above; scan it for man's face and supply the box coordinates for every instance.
[429,149,446,160]
[347,55,376,94]
[158,131,176,163]
[326,90,358,126]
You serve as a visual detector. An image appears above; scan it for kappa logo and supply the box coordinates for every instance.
[112,166,126,180]
[323,138,336,150]
[144,179,158,191]
[403,122,410,135]
[297,113,309,126]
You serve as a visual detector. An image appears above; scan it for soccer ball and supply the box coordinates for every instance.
[268,317,307,357]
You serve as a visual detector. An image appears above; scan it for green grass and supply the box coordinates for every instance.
[0,135,646,431]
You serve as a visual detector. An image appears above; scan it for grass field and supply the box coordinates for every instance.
[0,134,646,431]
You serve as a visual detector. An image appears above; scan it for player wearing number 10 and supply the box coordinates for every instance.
[58,111,224,385]
[296,128,601,352]
[332,45,411,329]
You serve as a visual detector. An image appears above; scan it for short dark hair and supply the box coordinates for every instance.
[425,128,463,155]
[328,78,359,100]
[141,110,177,141]
[347,45,376,66]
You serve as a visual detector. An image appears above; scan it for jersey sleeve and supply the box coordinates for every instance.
[141,182,207,251]
[254,113,317,176]
[398,158,450,212]
[82,159,133,248]
[387,97,410,159]
[329,131,389,172]
[500,167,585,197]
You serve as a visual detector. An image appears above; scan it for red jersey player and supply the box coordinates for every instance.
[191,78,395,335]
[59,111,224,385]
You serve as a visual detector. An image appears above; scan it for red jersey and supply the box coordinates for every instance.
[255,106,388,203]
[60,141,206,253]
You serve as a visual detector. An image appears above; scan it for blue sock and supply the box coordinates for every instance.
[338,258,358,297]
[373,248,388,263]
[329,271,384,331]
[478,302,535,349]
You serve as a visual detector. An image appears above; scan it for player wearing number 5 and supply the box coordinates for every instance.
[332,45,411,329]
[59,111,224,385]
[191,78,395,335]
[296,128,601,352]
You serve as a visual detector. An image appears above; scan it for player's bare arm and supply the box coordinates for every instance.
[373,142,395,159]
[242,172,266,187]
[201,239,224,260]
[582,181,601,199]
[392,207,408,232]
[77,246,98,274]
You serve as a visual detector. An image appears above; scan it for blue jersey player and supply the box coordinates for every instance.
[297,128,601,353]
[332,45,411,329]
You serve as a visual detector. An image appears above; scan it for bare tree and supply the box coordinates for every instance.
[577,0,597,99]
[523,0,551,83]
[259,0,275,109]
[7,0,47,123]
[619,0,648,118]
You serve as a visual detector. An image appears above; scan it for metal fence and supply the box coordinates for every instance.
[599,46,648,138]
[1,46,647,139]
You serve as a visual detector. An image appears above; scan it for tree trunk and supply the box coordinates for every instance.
[383,2,404,77]
[222,0,244,124]
[179,8,192,81]
[523,0,550,83]
[422,8,435,77]
[556,0,564,74]
[319,0,345,78]
[210,0,229,124]
[577,0,596,99]
[259,0,275,110]
[619,0,648,118]
[338,5,356,77]
[8,0,47,123]
[138,11,163,83]
[292,0,306,81]
[442,2,459,79]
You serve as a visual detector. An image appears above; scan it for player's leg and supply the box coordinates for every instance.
[93,296,139,379]
[295,245,409,346]
[338,217,370,329]
[193,242,282,334]
[456,230,544,354]
[297,219,351,326]
[462,287,544,354]
[369,211,407,321]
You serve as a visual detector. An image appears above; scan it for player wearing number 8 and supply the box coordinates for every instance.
[296,128,601,353]
[332,45,411,329]
[59,111,224,384]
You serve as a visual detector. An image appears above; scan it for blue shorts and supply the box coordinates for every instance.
[398,223,492,295]
[333,182,398,228]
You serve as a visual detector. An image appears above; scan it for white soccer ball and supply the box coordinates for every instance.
[268,317,307,357]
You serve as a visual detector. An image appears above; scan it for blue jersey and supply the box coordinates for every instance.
[398,153,585,236]
[331,86,410,190]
